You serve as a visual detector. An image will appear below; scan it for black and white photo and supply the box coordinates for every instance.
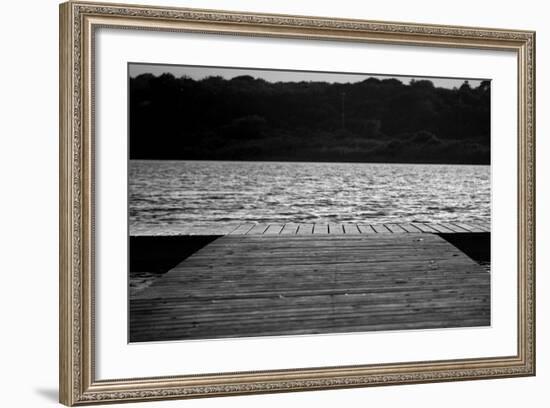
[128,64,491,342]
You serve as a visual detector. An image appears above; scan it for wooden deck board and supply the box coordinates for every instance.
[264,223,284,235]
[425,223,455,233]
[132,221,491,236]
[410,223,438,233]
[452,222,486,233]
[399,223,422,233]
[280,223,299,235]
[439,222,470,233]
[228,223,255,235]
[357,224,376,234]
[130,233,490,342]
[247,223,269,235]
[371,224,391,233]
[386,224,407,233]
[342,224,361,234]
[313,223,329,234]
[296,223,313,235]
[328,223,345,234]
[465,222,490,233]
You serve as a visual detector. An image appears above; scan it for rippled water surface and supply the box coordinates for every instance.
[129,160,490,235]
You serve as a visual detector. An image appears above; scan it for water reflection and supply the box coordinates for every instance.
[129,160,490,235]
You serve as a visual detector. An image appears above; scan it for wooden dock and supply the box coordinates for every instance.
[130,221,490,236]
[130,233,490,342]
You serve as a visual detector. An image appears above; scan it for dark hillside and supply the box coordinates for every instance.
[130,74,490,164]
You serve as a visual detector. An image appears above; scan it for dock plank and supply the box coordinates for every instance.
[425,223,454,233]
[328,223,345,234]
[343,224,361,234]
[130,234,490,342]
[247,223,270,235]
[296,223,314,235]
[398,223,422,233]
[479,221,491,231]
[466,222,490,232]
[264,224,284,235]
[280,223,299,235]
[411,223,438,233]
[386,224,407,233]
[313,223,329,234]
[371,224,391,233]
[453,222,486,233]
[439,222,470,233]
[228,223,255,235]
[133,221,491,236]
[357,224,375,234]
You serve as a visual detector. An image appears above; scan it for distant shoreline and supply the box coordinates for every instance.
[129,158,491,166]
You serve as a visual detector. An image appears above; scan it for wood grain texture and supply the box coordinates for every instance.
[130,234,489,342]
[131,222,492,236]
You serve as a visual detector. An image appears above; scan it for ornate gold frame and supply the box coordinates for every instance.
[59,1,536,405]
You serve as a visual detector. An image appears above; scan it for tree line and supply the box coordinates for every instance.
[130,73,490,164]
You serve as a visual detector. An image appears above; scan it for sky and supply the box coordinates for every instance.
[129,63,485,89]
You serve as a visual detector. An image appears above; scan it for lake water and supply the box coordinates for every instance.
[129,160,490,235]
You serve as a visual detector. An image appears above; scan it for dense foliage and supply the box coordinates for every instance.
[130,73,490,164]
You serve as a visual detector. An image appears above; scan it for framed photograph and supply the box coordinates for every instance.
[59,1,536,405]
